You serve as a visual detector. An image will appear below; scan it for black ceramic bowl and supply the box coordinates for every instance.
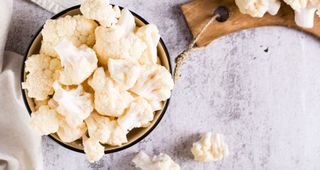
[21,5,171,154]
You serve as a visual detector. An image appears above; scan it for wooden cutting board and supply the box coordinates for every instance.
[180,0,320,47]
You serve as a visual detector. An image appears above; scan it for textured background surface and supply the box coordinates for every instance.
[7,0,320,169]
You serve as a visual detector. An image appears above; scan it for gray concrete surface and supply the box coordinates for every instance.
[7,0,320,169]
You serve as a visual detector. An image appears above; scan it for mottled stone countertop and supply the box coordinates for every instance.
[7,0,320,169]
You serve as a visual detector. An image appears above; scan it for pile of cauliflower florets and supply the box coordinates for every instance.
[22,0,174,162]
[235,0,320,28]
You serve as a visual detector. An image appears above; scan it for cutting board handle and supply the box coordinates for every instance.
[181,0,320,47]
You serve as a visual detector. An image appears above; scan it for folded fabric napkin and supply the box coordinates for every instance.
[31,0,83,13]
[0,0,82,169]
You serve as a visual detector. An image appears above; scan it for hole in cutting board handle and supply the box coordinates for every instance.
[213,6,229,22]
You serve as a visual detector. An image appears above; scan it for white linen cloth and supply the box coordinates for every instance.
[31,0,83,13]
[0,0,81,169]
[0,0,43,169]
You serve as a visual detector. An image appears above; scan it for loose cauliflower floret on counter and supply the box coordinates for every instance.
[108,59,141,90]
[235,0,281,17]
[136,24,160,65]
[283,0,320,28]
[118,98,154,131]
[40,15,97,57]
[22,54,61,100]
[57,121,87,143]
[94,9,146,65]
[54,39,98,85]
[83,135,105,163]
[132,151,180,170]
[130,65,174,101]
[53,82,94,127]
[88,67,133,117]
[191,132,229,162]
[80,0,120,27]
[30,105,61,135]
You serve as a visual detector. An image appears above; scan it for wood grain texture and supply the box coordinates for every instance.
[181,0,320,47]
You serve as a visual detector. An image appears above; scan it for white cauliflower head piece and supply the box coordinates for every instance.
[22,54,61,100]
[283,0,320,28]
[88,67,133,117]
[118,98,154,131]
[235,0,281,17]
[94,9,146,65]
[30,105,61,135]
[191,132,229,162]
[40,15,97,57]
[85,112,114,143]
[83,135,105,163]
[57,120,87,143]
[80,0,121,27]
[85,112,128,146]
[108,59,141,90]
[54,39,98,85]
[132,151,181,170]
[136,24,160,65]
[53,82,94,127]
[130,65,174,101]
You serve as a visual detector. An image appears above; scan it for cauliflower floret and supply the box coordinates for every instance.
[108,59,141,90]
[235,0,281,17]
[54,39,98,85]
[118,98,154,131]
[132,151,180,170]
[22,54,61,100]
[191,132,229,162]
[130,65,174,101]
[57,120,87,143]
[34,99,49,110]
[149,100,164,112]
[53,82,93,127]
[283,0,320,28]
[30,105,61,135]
[136,24,160,65]
[85,112,114,143]
[94,9,146,65]
[83,135,105,163]
[80,0,121,27]
[40,15,97,57]
[88,67,133,117]
[85,112,128,146]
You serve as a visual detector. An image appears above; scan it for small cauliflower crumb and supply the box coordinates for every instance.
[22,54,61,100]
[83,135,105,163]
[235,0,281,17]
[136,24,160,65]
[54,39,98,85]
[30,105,61,135]
[130,65,174,101]
[132,151,180,170]
[88,67,133,117]
[40,15,97,57]
[94,8,146,65]
[57,120,87,143]
[191,132,229,162]
[53,82,94,127]
[118,98,154,131]
[108,58,141,90]
[80,0,120,27]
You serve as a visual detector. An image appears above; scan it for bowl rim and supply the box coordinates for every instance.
[20,5,172,154]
